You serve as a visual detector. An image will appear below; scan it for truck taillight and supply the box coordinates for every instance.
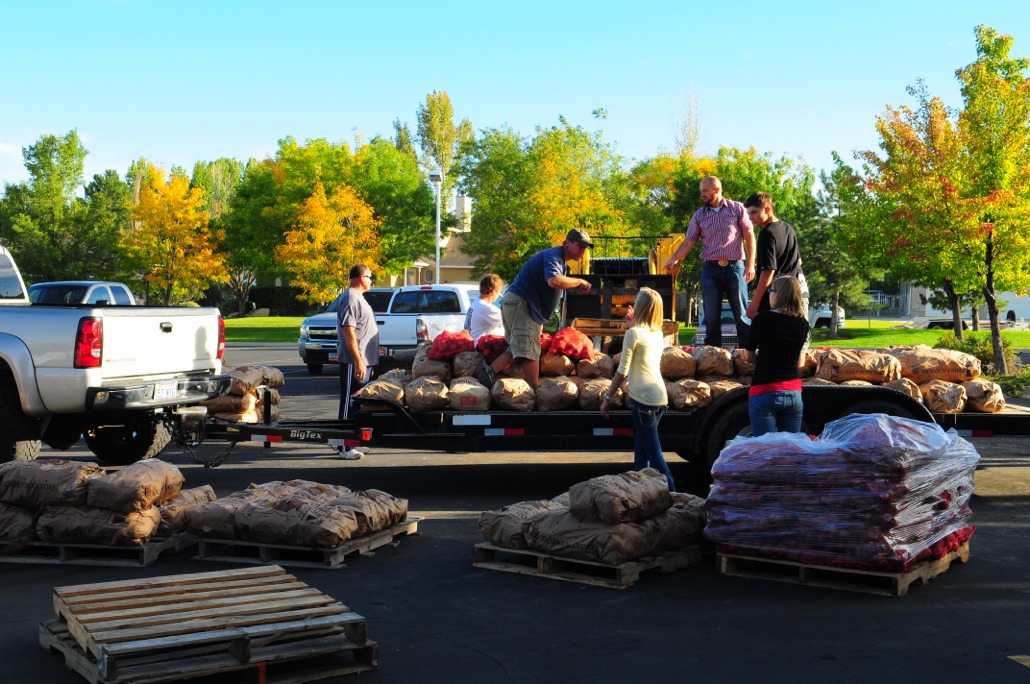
[74,317,103,368]
[217,317,226,361]
[416,318,428,343]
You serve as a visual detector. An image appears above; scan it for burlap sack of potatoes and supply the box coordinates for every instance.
[0,459,103,509]
[202,392,257,414]
[411,344,452,383]
[892,345,982,384]
[731,348,755,376]
[815,349,901,383]
[36,505,160,546]
[478,499,568,550]
[491,378,536,411]
[578,379,611,410]
[802,377,837,386]
[0,503,37,543]
[667,379,711,411]
[536,377,579,411]
[405,376,450,411]
[576,352,614,379]
[883,377,923,402]
[706,379,744,399]
[800,349,822,377]
[691,346,734,377]
[568,468,672,524]
[962,380,1006,413]
[355,378,405,407]
[540,352,575,377]
[452,350,483,379]
[87,458,185,513]
[660,346,696,380]
[523,510,657,565]
[379,368,413,388]
[840,380,873,386]
[448,378,491,411]
[214,405,280,423]
[157,485,218,536]
[919,379,967,413]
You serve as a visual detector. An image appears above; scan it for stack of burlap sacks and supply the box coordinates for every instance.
[478,469,706,565]
[203,364,285,423]
[186,479,408,549]
[802,345,1004,413]
[356,338,1005,415]
[0,458,214,546]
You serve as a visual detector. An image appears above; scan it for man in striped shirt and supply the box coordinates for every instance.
[662,175,756,348]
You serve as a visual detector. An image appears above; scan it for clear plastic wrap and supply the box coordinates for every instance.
[704,414,979,570]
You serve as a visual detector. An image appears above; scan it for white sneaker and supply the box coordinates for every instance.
[340,449,364,460]
[351,446,370,454]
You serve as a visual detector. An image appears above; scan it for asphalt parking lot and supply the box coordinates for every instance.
[5,344,1030,683]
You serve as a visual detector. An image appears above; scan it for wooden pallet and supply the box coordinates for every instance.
[716,542,970,597]
[0,534,196,567]
[472,543,703,589]
[43,565,377,683]
[194,516,420,569]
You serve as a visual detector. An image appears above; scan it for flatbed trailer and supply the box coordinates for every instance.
[198,385,1030,473]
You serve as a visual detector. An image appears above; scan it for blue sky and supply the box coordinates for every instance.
[2,1,1028,188]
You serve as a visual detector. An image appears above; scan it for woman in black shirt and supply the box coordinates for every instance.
[741,275,810,436]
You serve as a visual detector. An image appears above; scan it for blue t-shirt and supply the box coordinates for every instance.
[506,246,566,324]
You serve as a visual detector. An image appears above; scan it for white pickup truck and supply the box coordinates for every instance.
[299,284,476,374]
[0,245,230,464]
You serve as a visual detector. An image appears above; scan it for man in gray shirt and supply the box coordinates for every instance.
[337,263,379,423]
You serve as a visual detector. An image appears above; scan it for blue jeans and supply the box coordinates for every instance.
[629,399,675,492]
[749,390,803,437]
[701,261,749,347]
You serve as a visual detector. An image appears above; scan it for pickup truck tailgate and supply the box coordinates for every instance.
[98,307,221,379]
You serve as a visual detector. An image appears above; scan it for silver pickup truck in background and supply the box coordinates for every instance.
[299,284,476,374]
[0,245,230,464]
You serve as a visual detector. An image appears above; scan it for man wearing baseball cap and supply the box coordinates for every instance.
[478,228,593,390]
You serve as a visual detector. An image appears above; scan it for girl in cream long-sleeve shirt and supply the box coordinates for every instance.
[600,288,675,491]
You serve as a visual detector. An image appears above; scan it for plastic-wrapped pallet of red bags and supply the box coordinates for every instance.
[703,413,979,572]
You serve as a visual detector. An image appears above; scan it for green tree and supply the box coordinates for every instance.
[351,138,435,275]
[275,181,383,304]
[454,119,627,281]
[0,131,133,283]
[844,26,1030,372]
[416,90,473,201]
[124,164,227,305]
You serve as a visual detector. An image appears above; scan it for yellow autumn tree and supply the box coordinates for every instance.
[276,181,383,304]
[124,164,226,305]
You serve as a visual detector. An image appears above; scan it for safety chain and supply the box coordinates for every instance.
[171,422,237,468]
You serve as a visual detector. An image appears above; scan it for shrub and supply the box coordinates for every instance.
[934,331,1016,372]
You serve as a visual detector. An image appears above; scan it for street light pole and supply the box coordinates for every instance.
[429,171,443,284]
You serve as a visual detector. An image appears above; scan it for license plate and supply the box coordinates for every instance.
[154,381,178,400]
[329,352,338,362]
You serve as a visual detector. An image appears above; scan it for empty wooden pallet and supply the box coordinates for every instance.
[42,565,377,683]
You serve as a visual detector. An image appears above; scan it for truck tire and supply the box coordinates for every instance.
[84,419,173,466]
[704,401,752,469]
[813,317,830,328]
[0,382,41,462]
[842,400,919,421]
[307,363,324,376]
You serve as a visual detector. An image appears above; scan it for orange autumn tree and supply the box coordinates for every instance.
[124,164,226,305]
[276,181,383,304]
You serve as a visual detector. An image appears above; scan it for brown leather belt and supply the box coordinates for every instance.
[705,259,739,267]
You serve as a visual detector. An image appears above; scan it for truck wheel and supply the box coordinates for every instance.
[844,400,918,421]
[307,363,324,376]
[84,419,173,466]
[814,317,830,328]
[704,401,752,469]
[0,383,41,462]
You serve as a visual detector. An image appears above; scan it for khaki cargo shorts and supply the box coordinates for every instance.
[501,293,543,360]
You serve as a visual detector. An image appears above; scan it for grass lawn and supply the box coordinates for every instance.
[227,315,1030,349]
[224,316,305,343]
